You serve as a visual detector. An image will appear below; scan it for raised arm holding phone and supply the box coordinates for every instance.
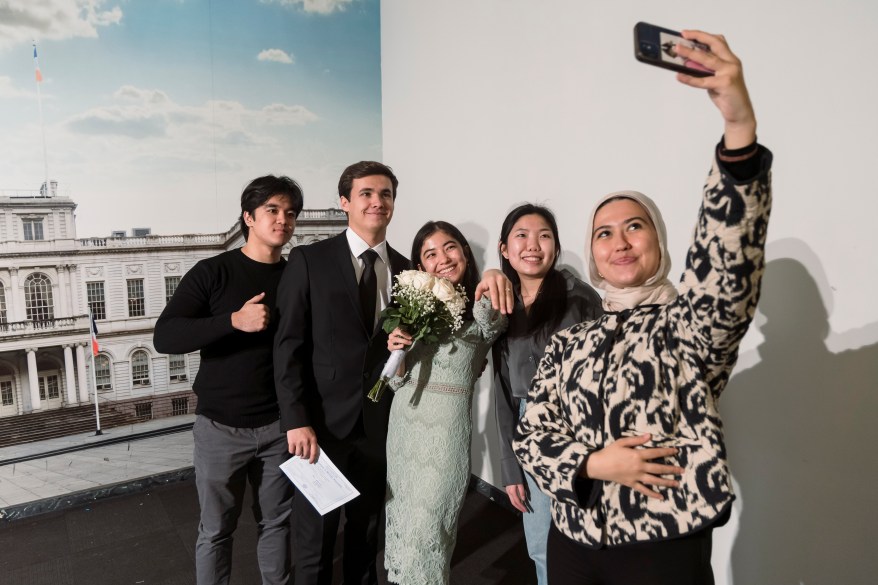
[514,29,772,585]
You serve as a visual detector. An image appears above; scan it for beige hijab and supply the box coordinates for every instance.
[585,190,678,312]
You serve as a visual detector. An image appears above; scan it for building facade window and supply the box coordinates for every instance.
[24,273,54,322]
[134,401,153,420]
[169,354,187,382]
[0,283,6,324]
[171,397,190,416]
[38,375,60,400]
[127,279,145,317]
[94,354,112,391]
[131,350,150,386]
[87,282,107,320]
[22,218,45,241]
[164,276,181,304]
[1,380,13,406]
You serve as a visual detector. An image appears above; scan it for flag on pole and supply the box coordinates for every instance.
[33,43,43,83]
[88,308,100,356]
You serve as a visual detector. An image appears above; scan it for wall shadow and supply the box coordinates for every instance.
[721,239,877,584]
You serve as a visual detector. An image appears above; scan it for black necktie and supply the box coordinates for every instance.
[359,249,379,329]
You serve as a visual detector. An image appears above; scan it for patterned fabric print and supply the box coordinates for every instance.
[514,153,772,548]
[385,297,507,584]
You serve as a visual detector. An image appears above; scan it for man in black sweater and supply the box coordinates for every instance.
[154,175,303,585]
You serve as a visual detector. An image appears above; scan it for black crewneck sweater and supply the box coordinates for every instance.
[154,249,286,428]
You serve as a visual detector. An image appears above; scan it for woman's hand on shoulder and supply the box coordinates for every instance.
[474,269,515,314]
[674,30,756,149]
[583,434,684,500]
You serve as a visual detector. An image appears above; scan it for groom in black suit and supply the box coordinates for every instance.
[274,161,409,585]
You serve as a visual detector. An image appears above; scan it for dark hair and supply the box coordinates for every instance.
[498,203,567,341]
[337,161,399,201]
[239,175,304,240]
[410,221,480,320]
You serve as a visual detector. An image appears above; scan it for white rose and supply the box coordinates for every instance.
[396,270,426,289]
[408,270,434,291]
[431,277,457,302]
[396,270,417,287]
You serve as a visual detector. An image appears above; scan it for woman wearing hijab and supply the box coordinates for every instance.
[513,30,772,584]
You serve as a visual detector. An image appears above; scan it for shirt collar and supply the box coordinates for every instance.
[345,228,389,265]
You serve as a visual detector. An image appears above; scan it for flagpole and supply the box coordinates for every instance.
[90,352,103,436]
[87,307,103,435]
[33,41,50,196]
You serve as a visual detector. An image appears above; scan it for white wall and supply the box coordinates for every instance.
[381,1,877,583]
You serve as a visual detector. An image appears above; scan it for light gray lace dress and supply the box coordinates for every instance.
[384,296,507,585]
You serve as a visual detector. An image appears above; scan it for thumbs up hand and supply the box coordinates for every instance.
[231,292,270,332]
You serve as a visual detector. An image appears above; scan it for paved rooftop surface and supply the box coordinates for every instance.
[0,415,195,514]
[0,415,533,585]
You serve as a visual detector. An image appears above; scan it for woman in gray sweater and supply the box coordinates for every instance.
[492,203,602,585]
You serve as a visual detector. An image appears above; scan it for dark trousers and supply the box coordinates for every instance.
[193,415,294,585]
[547,523,715,585]
[293,423,387,585]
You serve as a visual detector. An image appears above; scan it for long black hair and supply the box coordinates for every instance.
[498,204,568,341]
[410,220,480,320]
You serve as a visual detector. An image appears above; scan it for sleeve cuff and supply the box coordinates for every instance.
[716,137,768,182]
[571,453,602,508]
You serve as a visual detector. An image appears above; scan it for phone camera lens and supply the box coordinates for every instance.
[640,41,659,58]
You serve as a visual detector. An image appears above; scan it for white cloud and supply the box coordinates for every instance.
[0,75,35,99]
[258,48,294,64]
[260,103,318,125]
[264,0,355,16]
[65,84,319,142]
[0,0,122,51]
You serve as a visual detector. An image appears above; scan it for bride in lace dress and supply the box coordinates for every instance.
[383,221,507,585]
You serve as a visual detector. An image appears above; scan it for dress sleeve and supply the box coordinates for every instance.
[679,146,773,396]
[513,331,595,508]
[473,295,508,343]
[153,261,235,354]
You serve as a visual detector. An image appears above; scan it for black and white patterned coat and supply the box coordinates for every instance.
[513,150,772,548]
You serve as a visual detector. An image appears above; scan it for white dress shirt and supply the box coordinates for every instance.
[345,228,393,328]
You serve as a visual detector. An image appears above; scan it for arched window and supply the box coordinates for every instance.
[24,273,54,322]
[0,282,7,324]
[95,354,112,391]
[131,350,151,386]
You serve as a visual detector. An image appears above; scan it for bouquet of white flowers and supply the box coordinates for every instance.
[366,270,468,402]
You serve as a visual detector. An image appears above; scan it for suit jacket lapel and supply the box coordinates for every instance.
[330,233,366,330]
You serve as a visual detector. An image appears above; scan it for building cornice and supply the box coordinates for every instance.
[0,209,347,260]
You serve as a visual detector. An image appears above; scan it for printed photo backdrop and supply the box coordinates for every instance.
[0,0,382,237]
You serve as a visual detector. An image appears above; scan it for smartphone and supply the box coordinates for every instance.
[633,22,713,77]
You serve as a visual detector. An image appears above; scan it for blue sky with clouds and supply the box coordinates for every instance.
[0,0,382,236]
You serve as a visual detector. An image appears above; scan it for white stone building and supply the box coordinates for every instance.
[0,186,346,421]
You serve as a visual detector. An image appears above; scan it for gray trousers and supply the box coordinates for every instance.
[193,415,294,585]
